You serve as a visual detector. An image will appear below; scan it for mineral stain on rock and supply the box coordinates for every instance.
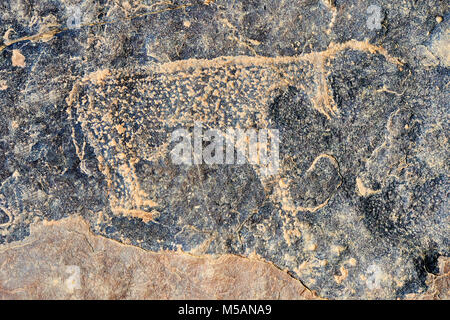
[0,0,448,299]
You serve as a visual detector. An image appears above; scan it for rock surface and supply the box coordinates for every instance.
[0,216,317,299]
[0,0,448,299]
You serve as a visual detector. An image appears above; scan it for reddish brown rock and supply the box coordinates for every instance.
[407,257,450,300]
[0,216,317,300]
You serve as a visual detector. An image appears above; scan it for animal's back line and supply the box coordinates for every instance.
[82,40,402,85]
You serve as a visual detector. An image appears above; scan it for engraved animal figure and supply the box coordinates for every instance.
[67,40,402,222]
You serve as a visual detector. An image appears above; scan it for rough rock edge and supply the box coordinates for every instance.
[0,216,319,300]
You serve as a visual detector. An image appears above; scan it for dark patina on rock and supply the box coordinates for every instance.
[0,0,448,299]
